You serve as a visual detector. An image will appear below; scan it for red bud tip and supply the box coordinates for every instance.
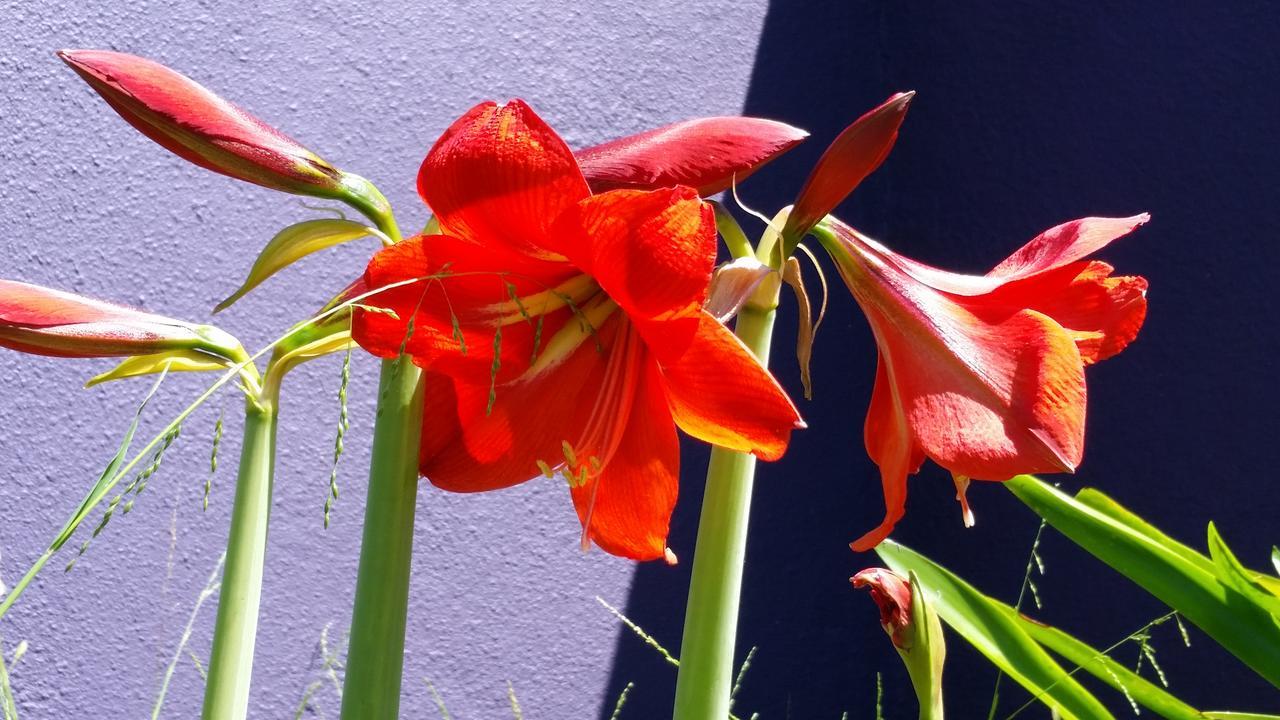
[783,92,914,243]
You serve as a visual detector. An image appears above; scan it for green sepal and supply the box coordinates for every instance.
[216,219,386,312]
[87,349,232,387]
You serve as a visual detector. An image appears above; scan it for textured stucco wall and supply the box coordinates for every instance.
[0,2,768,717]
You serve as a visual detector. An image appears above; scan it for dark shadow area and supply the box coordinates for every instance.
[603,1,1280,717]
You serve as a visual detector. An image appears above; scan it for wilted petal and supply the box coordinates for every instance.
[705,256,772,324]
[577,116,808,195]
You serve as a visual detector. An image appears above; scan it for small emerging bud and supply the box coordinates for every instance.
[853,568,946,718]
[58,49,379,211]
[852,567,914,648]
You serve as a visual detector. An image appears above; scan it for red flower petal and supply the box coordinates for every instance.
[872,215,1151,297]
[886,305,1087,479]
[58,50,342,196]
[351,233,579,383]
[985,261,1148,365]
[851,357,924,552]
[659,311,802,461]
[571,359,679,561]
[418,100,590,259]
[0,280,202,358]
[783,92,914,243]
[546,187,717,363]
[989,215,1151,282]
[418,316,616,491]
[576,117,808,195]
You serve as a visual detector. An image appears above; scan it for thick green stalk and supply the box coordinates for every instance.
[672,304,777,720]
[339,357,424,720]
[201,394,278,720]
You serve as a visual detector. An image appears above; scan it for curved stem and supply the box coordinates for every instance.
[339,357,424,720]
[201,392,278,720]
[672,305,777,720]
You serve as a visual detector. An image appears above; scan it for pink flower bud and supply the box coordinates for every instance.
[576,117,808,195]
[783,92,913,244]
[852,567,914,648]
[58,49,348,199]
[0,280,209,358]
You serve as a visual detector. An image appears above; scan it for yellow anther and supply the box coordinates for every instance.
[576,465,590,488]
[589,456,603,472]
[536,459,555,479]
[561,440,578,468]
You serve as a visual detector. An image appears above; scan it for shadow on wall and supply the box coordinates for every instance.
[601,1,1280,718]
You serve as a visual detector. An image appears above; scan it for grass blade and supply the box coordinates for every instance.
[1013,614,1201,719]
[0,369,168,621]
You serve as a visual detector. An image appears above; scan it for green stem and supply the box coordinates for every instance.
[201,393,278,720]
[672,304,777,720]
[339,357,424,720]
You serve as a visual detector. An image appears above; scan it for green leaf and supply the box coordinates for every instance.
[1075,488,1215,576]
[1205,714,1280,719]
[1007,475,1280,688]
[875,540,1114,719]
[1206,523,1280,617]
[215,219,383,312]
[86,350,230,387]
[1013,615,1203,719]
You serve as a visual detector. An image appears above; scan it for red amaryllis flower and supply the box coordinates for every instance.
[58,49,354,201]
[576,117,808,196]
[352,100,803,560]
[0,279,216,358]
[815,215,1149,551]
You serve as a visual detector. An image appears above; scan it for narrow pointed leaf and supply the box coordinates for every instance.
[87,349,230,387]
[1007,475,1280,688]
[1076,487,1216,576]
[1206,713,1280,719]
[876,539,1114,719]
[215,219,380,312]
[1206,523,1280,615]
[0,370,168,621]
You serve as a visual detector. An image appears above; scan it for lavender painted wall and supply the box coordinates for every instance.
[0,2,769,717]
